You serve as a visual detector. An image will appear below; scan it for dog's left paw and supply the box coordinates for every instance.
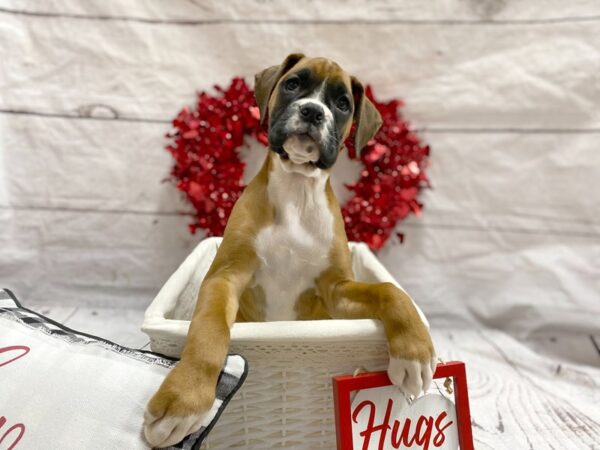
[144,409,207,449]
[387,356,437,398]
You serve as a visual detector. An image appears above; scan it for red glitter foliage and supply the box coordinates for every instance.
[342,86,431,249]
[166,79,430,250]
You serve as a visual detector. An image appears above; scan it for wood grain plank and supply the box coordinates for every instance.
[1,14,598,129]
[2,202,599,336]
[1,0,599,22]
[0,115,189,214]
[0,208,199,309]
[3,114,600,232]
[380,222,600,335]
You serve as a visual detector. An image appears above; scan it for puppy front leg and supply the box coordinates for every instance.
[144,268,252,448]
[322,279,436,397]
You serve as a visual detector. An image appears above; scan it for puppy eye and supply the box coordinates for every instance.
[284,77,300,92]
[336,96,350,112]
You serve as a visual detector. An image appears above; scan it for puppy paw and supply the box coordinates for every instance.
[387,356,437,398]
[143,366,216,448]
[144,408,207,448]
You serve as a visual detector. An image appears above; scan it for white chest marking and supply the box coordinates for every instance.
[254,157,334,321]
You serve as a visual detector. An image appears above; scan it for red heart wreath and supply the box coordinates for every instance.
[166,78,430,250]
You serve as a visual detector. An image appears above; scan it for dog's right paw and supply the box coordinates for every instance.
[143,366,216,448]
[387,356,437,398]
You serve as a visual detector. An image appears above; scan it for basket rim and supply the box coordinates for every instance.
[142,316,388,344]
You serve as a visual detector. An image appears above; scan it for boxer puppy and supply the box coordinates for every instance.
[144,54,436,448]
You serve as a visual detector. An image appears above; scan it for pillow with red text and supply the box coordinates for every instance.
[0,288,247,450]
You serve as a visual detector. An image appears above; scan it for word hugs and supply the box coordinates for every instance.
[351,388,458,450]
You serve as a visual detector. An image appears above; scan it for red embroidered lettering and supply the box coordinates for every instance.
[353,398,393,450]
[433,412,453,447]
[0,346,30,367]
[0,419,25,450]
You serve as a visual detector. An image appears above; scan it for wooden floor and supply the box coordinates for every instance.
[23,303,600,449]
[30,303,600,365]
[30,304,150,349]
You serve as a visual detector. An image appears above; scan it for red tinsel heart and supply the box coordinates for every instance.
[166,78,430,250]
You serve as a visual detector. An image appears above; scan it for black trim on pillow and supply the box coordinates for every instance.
[192,355,249,449]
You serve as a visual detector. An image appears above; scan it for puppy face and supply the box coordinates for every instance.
[255,54,382,176]
[267,58,353,171]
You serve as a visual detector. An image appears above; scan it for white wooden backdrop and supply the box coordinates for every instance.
[1,2,600,449]
[1,1,599,334]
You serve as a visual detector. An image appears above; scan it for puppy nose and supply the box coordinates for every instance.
[300,104,324,125]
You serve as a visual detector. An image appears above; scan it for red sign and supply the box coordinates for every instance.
[333,361,473,450]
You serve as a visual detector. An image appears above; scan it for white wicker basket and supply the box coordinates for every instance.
[142,237,428,449]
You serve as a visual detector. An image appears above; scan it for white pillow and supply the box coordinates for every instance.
[0,289,247,450]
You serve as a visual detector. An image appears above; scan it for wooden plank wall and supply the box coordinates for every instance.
[0,1,599,336]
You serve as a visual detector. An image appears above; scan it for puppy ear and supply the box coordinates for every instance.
[254,53,305,124]
[351,76,383,154]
